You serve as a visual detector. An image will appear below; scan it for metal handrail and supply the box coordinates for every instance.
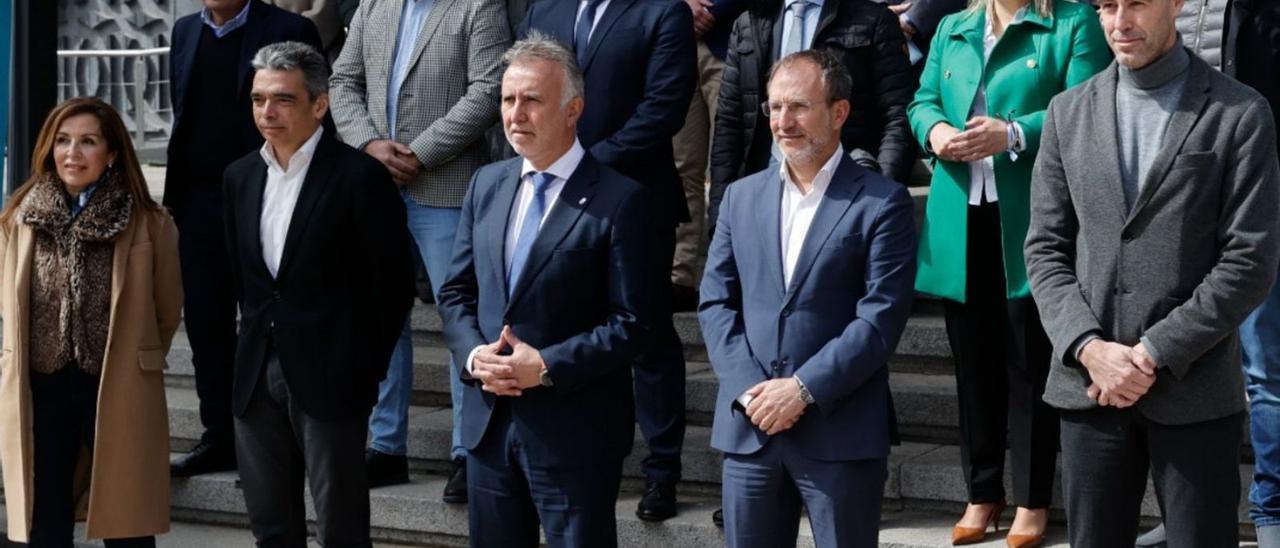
[56,47,172,151]
[57,47,170,58]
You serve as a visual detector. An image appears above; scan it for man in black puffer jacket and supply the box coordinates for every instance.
[707,0,914,233]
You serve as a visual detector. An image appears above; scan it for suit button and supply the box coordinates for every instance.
[781,308,792,317]
[272,291,281,300]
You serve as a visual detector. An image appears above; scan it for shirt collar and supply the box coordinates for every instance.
[785,0,824,11]
[780,144,842,197]
[984,3,1028,38]
[260,126,325,175]
[521,139,586,183]
[69,184,99,218]
[201,0,253,38]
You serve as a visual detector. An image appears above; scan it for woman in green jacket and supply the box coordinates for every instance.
[908,0,1109,545]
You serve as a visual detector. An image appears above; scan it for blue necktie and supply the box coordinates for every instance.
[782,0,812,57]
[507,172,556,296]
[574,0,608,67]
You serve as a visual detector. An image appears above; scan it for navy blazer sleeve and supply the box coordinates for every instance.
[793,185,916,414]
[538,186,653,392]
[586,1,698,172]
[439,170,491,382]
[699,184,772,407]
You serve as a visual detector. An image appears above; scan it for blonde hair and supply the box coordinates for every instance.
[966,0,1054,19]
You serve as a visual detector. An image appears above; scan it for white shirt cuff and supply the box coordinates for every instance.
[465,345,484,375]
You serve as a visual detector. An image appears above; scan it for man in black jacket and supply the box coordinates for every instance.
[166,0,325,478]
[223,41,415,546]
[707,0,914,232]
[1135,1,1280,547]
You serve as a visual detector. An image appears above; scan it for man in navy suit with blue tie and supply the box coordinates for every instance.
[437,34,653,547]
[518,0,696,519]
[700,50,917,547]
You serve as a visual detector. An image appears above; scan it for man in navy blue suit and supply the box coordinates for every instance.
[518,0,697,520]
[166,0,324,478]
[700,50,917,547]
[437,34,653,547]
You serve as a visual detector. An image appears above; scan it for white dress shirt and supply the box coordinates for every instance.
[259,126,324,278]
[575,0,613,44]
[467,140,585,373]
[780,145,841,287]
[966,5,1028,206]
[735,145,842,409]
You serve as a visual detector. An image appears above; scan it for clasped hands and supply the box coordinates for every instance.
[1079,339,1159,408]
[742,378,809,436]
[364,139,422,186]
[470,326,546,397]
[928,117,1009,163]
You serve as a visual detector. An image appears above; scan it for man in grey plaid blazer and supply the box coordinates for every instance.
[329,0,511,499]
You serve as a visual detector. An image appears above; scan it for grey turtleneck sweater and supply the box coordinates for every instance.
[1116,45,1191,210]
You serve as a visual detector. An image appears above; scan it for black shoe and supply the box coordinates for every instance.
[635,482,678,521]
[170,440,237,477]
[366,449,410,488]
[672,284,699,313]
[442,457,467,504]
[712,508,723,528]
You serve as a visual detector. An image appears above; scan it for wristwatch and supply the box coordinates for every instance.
[539,366,554,387]
[795,377,815,405]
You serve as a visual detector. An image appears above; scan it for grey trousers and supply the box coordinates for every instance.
[234,353,372,548]
[1059,408,1243,548]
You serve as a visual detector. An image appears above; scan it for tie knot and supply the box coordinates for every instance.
[530,172,555,193]
[788,0,810,15]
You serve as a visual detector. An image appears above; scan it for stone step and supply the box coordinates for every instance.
[164,386,1257,529]
[169,469,1087,548]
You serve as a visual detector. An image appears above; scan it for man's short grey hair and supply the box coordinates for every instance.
[251,41,330,99]
[502,31,585,106]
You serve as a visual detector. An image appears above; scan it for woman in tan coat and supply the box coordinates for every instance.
[0,97,182,546]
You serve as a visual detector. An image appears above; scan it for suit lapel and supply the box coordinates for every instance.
[758,172,786,297]
[812,0,838,42]
[506,158,599,311]
[487,162,523,303]
[581,0,638,70]
[380,0,407,76]
[243,158,272,278]
[172,18,198,115]
[1125,59,1210,226]
[548,0,579,46]
[237,1,269,95]
[1090,65,1130,223]
[276,137,337,278]
[783,157,864,307]
[405,0,461,77]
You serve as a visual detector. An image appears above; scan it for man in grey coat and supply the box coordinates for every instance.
[329,0,510,498]
[1024,0,1280,545]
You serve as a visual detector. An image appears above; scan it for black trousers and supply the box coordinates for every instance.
[943,201,1057,508]
[1060,408,1244,548]
[234,353,372,548]
[635,221,687,486]
[28,366,154,548]
[175,183,238,446]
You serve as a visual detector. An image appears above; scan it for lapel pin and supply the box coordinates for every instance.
[1026,59,1037,69]
[944,70,952,79]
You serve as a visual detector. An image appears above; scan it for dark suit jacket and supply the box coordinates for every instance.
[708,0,915,232]
[166,1,324,210]
[518,0,697,224]
[700,155,917,460]
[875,0,966,53]
[222,131,416,420]
[1025,54,1280,425]
[438,154,652,467]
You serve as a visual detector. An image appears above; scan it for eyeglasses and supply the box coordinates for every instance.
[761,100,817,119]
